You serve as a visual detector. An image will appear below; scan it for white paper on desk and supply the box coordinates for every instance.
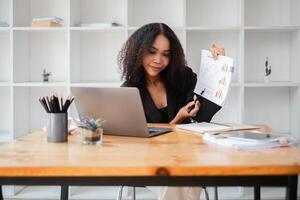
[176,122,259,134]
[195,50,234,106]
[203,132,298,150]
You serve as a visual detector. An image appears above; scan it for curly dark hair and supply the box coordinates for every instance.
[118,22,188,92]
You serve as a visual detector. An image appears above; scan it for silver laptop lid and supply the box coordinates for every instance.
[71,87,150,137]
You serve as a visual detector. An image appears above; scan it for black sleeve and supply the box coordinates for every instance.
[184,67,222,122]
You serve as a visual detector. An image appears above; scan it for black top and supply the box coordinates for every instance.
[121,67,221,123]
[158,106,169,122]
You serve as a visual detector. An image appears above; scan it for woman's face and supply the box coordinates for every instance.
[142,34,170,78]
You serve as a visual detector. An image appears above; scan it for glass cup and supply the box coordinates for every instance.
[80,127,103,145]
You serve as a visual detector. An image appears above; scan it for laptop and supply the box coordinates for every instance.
[71,87,172,137]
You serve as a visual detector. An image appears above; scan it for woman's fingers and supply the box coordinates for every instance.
[210,43,218,60]
[210,43,225,60]
[189,101,200,117]
[218,47,225,56]
[185,100,195,108]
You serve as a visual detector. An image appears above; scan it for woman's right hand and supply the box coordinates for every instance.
[210,43,225,60]
[170,96,201,124]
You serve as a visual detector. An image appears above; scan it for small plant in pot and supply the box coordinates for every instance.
[264,57,271,82]
[42,69,51,82]
[77,116,106,145]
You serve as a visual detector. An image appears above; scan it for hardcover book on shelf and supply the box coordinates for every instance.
[31,17,63,27]
[31,22,62,27]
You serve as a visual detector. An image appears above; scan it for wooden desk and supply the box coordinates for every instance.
[0,124,299,200]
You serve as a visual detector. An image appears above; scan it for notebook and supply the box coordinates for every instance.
[176,122,259,134]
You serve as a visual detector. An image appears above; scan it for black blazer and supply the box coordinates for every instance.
[121,67,221,123]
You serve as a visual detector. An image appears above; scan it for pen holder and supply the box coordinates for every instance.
[46,113,68,142]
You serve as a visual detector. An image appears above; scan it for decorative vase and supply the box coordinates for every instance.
[80,127,103,145]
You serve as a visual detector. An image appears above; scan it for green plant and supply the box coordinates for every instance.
[265,57,271,76]
[77,116,106,132]
[42,69,51,81]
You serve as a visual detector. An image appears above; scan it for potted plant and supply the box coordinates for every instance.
[264,57,271,83]
[42,69,51,82]
[77,116,106,144]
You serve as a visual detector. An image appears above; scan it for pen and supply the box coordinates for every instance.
[187,95,200,113]
[38,97,49,113]
[60,96,63,112]
[39,94,74,113]
[46,96,53,113]
[41,97,50,113]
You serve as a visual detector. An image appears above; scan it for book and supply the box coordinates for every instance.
[203,131,298,150]
[32,17,64,23]
[79,22,121,28]
[31,21,62,27]
[195,50,234,106]
[176,122,259,134]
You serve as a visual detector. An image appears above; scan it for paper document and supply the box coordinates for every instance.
[176,122,259,134]
[203,131,298,150]
[195,50,234,106]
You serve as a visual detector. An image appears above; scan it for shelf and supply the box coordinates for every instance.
[12,186,60,199]
[70,0,126,27]
[13,27,67,32]
[245,0,300,27]
[0,27,9,32]
[231,82,241,87]
[244,87,291,134]
[186,27,240,32]
[245,26,300,32]
[0,87,11,141]
[13,0,67,27]
[70,26,125,32]
[245,31,299,83]
[0,82,11,87]
[70,186,157,199]
[0,32,10,82]
[187,0,241,27]
[13,82,68,87]
[70,82,122,88]
[245,82,300,87]
[0,0,10,27]
[70,31,124,82]
[128,0,184,27]
[13,31,68,83]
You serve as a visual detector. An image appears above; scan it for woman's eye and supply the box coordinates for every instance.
[163,53,170,57]
[149,50,156,54]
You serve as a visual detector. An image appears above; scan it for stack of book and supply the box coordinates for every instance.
[31,17,63,27]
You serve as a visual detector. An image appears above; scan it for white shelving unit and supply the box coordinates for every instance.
[0,0,299,199]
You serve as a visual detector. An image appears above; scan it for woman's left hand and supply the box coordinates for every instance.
[210,43,225,60]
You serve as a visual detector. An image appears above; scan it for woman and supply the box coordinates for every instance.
[119,23,224,124]
[118,23,225,200]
